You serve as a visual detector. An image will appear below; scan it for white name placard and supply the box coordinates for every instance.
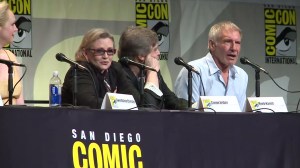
[199,96,241,112]
[246,97,288,112]
[101,93,138,110]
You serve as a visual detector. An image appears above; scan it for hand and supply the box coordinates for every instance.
[144,54,159,87]
[144,54,160,72]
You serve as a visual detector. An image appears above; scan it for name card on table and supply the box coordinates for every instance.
[246,97,288,112]
[101,93,138,110]
[199,96,241,112]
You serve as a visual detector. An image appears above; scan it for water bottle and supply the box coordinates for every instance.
[49,71,62,107]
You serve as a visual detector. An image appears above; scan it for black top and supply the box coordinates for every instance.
[119,62,187,110]
[62,61,140,109]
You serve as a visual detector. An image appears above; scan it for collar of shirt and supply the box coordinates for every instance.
[205,53,238,79]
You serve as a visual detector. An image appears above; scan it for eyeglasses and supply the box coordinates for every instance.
[87,48,116,56]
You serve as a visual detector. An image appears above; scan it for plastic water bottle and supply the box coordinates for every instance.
[49,71,62,107]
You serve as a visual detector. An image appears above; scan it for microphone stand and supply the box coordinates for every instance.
[188,69,192,108]
[255,69,260,97]
[8,65,13,105]
[73,65,78,106]
[139,68,145,107]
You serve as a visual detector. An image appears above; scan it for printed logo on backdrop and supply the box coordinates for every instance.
[264,4,296,64]
[71,129,143,168]
[136,0,170,60]
[5,0,32,57]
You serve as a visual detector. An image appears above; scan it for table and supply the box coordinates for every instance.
[0,106,299,168]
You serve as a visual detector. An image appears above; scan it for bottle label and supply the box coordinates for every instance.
[49,84,61,106]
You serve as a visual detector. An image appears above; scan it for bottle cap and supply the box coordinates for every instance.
[53,71,59,76]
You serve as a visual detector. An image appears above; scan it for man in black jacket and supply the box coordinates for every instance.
[118,26,187,110]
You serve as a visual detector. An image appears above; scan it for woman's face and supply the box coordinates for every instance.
[0,10,18,46]
[84,38,116,72]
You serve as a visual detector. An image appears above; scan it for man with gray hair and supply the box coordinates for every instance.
[174,21,248,111]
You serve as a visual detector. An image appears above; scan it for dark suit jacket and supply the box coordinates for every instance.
[120,62,187,110]
[62,61,140,109]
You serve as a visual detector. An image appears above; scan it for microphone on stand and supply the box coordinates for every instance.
[174,57,200,75]
[56,53,88,70]
[55,53,98,107]
[240,57,268,97]
[0,58,26,67]
[240,57,268,74]
[174,56,206,95]
[119,57,157,72]
[0,58,26,105]
[174,57,205,108]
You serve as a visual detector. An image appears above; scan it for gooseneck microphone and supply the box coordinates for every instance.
[119,57,157,72]
[55,52,100,108]
[0,57,27,105]
[0,58,26,67]
[56,53,88,70]
[174,57,200,75]
[174,57,205,108]
[240,57,268,74]
[240,57,269,97]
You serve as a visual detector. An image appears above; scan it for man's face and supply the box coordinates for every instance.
[149,44,160,59]
[139,44,160,63]
[210,29,241,70]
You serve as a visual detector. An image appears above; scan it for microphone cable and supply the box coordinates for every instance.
[4,65,27,105]
[199,107,217,113]
[81,64,100,109]
[127,104,161,110]
[80,56,101,109]
[195,70,206,96]
[265,72,300,93]
[157,73,164,112]
[246,108,275,113]
[296,99,300,113]
[263,72,300,112]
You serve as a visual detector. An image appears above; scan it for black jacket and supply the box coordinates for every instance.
[120,62,187,110]
[62,61,140,109]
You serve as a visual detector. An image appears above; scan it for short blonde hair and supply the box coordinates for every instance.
[0,1,9,27]
[75,28,115,61]
[208,21,242,42]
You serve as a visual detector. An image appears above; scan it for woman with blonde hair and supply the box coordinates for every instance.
[0,1,24,105]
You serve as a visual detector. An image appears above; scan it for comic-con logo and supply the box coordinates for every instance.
[264,5,297,64]
[136,0,170,60]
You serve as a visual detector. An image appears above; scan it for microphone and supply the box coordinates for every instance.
[174,57,200,75]
[56,53,88,70]
[0,58,25,67]
[119,57,157,72]
[240,57,268,74]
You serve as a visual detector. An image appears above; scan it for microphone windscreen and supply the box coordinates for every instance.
[240,57,247,64]
[56,53,65,61]
[174,57,184,65]
[119,57,129,64]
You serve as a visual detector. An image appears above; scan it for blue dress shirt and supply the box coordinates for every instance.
[174,52,248,111]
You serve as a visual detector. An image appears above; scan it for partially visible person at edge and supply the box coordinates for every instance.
[62,28,140,109]
[174,21,248,111]
[118,26,187,110]
[0,1,24,105]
